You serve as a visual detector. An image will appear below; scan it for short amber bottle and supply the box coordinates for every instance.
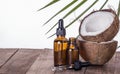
[53,19,68,71]
[67,37,79,69]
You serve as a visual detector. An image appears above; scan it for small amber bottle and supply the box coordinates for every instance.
[67,37,79,69]
[53,19,68,71]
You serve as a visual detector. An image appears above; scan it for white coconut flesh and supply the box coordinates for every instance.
[80,11,115,36]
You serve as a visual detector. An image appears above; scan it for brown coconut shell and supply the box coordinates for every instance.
[79,9,119,42]
[77,38,118,65]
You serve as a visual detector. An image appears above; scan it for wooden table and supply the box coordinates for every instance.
[0,48,119,74]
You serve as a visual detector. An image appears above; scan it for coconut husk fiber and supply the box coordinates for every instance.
[77,38,118,65]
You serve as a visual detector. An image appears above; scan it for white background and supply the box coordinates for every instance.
[0,0,120,51]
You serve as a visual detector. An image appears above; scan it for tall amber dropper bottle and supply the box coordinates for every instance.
[53,19,68,71]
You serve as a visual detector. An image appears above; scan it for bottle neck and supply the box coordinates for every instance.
[57,35,65,38]
[69,43,75,49]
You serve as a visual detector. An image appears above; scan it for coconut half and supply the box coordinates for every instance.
[79,9,119,42]
[77,37,118,65]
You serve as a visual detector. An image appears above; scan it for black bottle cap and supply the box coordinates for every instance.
[74,60,82,70]
[74,60,91,71]
[56,19,66,36]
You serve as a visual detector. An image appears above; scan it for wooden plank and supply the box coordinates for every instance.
[0,48,18,68]
[27,49,86,74]
[54,53,86,74]
[0,49,40,74]
[85,52,116,74]
[54,55,86,74]
[54,68,86,74]
[54,51,86,74]
[101,52,116,74]
[0,49,118,74]
[114,52,120,74]
[26,49,55,74]
[84,65,103,74]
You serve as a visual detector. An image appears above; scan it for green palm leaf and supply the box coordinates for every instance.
[65,0,98,29]
[37,0,60,11]
[45,23,57,35]
[45,0,87,34]
[62,0,87,19]
[99,0,108,10]
[48,0,98,38]
[65,0,109,28]
[76,0,108,38]
[118,46,120,49]
[47,33,56,39]
[43,0,78,26]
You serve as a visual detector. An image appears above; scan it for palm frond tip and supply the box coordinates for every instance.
[65,0,98,29]
[43,0,78,26]
[46,0,87,34]
[63,0,87,19]
[99,0,108,10]
[38,0,60,11]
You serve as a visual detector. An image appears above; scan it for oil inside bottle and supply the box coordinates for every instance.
[53,19,68,71]
[67,37,79,69]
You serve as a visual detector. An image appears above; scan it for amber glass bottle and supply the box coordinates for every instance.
[67,37,79,69]
[54,19,68,70]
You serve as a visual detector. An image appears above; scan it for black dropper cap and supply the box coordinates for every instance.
[74,60,91,71]
[56,19,66,36]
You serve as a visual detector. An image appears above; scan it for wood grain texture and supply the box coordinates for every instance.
[55,55,86,74]
[26,49,86,74]
[101,52,116,74]
[114,52,120,74]
[0,49,40,74]
[54,68,86,74]
[0,49,119,74]
[84,65,103,74]
[0,48,18,68]
[26,49,54,74]
[85,53,116,74]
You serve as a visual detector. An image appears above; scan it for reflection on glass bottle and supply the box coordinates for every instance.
[53,19,68,71]
[67,37,79,69]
